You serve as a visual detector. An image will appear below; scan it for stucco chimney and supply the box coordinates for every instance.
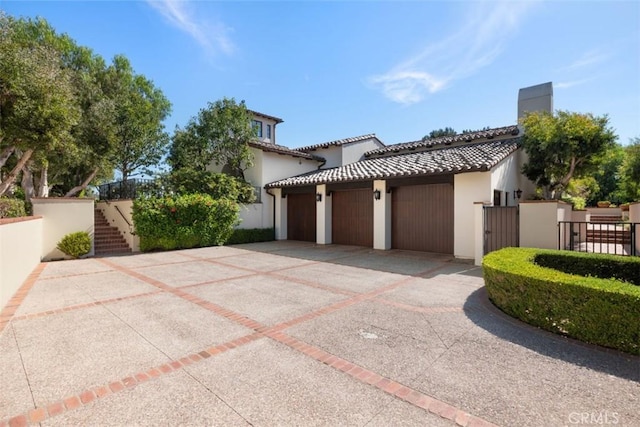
[517,82,553,121]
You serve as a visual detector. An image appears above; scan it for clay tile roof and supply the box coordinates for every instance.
[248,140,324,161]
[248,110,284,124]
[296,134,383,152]
[265,137,521,188]
[364,125,519,157]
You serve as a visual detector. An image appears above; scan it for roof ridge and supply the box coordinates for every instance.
[296,133,380,152]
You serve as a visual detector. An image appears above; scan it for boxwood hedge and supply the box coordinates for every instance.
[483,248,640,355]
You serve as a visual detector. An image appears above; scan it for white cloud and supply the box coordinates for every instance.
[555,79,592,89]
[368,1,537,105]
[560,49,609,71]
[146,0,234,56]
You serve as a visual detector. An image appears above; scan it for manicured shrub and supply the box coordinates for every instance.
[226,228,275,245]
[57,231,92,259]
[483,247,640,355]
[0,198,26,218]
[534,251,640,286]
[132,194,240,252]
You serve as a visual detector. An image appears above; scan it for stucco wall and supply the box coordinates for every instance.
[342,139,384,165]
[490,154,521,206]
[629,202,640,253]
[519,201,569,250]
[454,171,491,260]
[312,146,342,169]
[0,216,43,309]
[32,198,95,261]
[96,200,140,252]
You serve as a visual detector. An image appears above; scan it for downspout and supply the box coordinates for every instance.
[265,187,276,238]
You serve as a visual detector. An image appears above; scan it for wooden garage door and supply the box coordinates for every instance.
[332,189,373,247]
[287,193,316,242]
[392,183,454,253]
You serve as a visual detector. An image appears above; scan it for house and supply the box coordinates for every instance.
[257,82,552,263]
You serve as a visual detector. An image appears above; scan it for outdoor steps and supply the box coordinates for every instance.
[590,215,623,223]
[586,230,631,244]
[94,209,131,255]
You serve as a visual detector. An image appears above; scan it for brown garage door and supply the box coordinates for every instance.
[332,189,373,247]
[287,193,316,242]
[392,183,454,253]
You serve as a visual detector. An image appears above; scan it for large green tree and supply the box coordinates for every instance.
[619,137,640,202]
[169,98,255,176]
[520,110,617,200]
[105,55,171,183]
[423,127,456,141]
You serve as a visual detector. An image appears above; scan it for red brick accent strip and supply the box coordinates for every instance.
[0,332,264,426]
[0,263,45,333]
[265,330,497,427]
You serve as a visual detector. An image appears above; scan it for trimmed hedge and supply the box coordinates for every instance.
[57,231,92,259]
[483,248,640,355]
[535,252,640,286]
[0,198,26,218]
[226,228,275,245]
[133,194,239,252]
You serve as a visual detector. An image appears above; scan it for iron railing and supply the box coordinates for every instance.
[558,221,638,257]
[98,179,160,200]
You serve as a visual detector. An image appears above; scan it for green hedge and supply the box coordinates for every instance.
[133,194,239,252]
[483,248,640,355]
[0,198,26,218]
[535,252,640,286]
[226,228,275,245]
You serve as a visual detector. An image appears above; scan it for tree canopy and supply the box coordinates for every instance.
[423,127,456,140]
[168,98,254,176]
[520,110,617,200]
[0,13,171,199]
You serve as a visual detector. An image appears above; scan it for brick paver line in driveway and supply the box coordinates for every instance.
[1,241,638,427]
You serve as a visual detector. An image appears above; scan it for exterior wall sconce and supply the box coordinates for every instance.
[316,193,322,202]
[514,189,523,200]
[373,189,381,200]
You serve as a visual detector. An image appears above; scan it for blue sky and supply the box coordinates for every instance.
[3,1,639,148]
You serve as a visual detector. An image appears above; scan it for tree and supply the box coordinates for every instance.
[422,127,456,141]
[0,14,80,197]
[619,137,640,202]
[583,143,625,205]
[105,55,171,182]
[169,98,255,176]
[520,110,617,200]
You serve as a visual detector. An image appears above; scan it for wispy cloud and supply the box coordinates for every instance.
[560,49,609,71]
[368,1,537,105]
[146,0,234,57]
[555,79,592,90]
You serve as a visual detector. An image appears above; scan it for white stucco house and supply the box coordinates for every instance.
[227,83,552,263]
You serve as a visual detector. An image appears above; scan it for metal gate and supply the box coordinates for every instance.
[484,206,519,254]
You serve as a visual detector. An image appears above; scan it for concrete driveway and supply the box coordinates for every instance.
[0,241,638,427]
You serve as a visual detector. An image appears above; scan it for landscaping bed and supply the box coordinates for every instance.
[483,248,640,355]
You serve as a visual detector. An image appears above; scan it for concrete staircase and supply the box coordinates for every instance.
[94,209,131,255]
[588,215,630,245]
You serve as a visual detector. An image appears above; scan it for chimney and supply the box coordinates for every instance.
[518,82,553,121]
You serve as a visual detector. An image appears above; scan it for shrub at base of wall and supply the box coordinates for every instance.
[483,247,640,355]
[133,194,240,252]
[57,231,92,259]
[0,198,26,218]
[226,228,275,245]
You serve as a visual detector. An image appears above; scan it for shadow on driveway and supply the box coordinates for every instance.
[463,287,640,382]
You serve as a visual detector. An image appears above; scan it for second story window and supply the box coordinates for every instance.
[252,120,263,138]
[266,124,272,139]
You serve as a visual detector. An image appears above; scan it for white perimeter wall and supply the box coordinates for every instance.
[454,171,491,260]
[0,217,42,309]
[32,198,95,261]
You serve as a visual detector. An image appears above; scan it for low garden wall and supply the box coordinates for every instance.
[483,247,640,355]
[0,216,42,309]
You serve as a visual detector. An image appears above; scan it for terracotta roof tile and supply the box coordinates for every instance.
[365,125,519,157]
[265,138,521,188]
[296,134,383,152]
[249,140,324,161]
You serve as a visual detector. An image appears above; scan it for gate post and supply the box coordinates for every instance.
[474,202,487,266]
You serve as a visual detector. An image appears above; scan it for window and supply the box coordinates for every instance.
[251,120,263,138]
[493,189,502,206]
[266,124,272,139]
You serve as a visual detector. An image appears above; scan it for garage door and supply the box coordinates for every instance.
[332,189,373,247]
[392,183,454,253]
[287,193,316,242]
